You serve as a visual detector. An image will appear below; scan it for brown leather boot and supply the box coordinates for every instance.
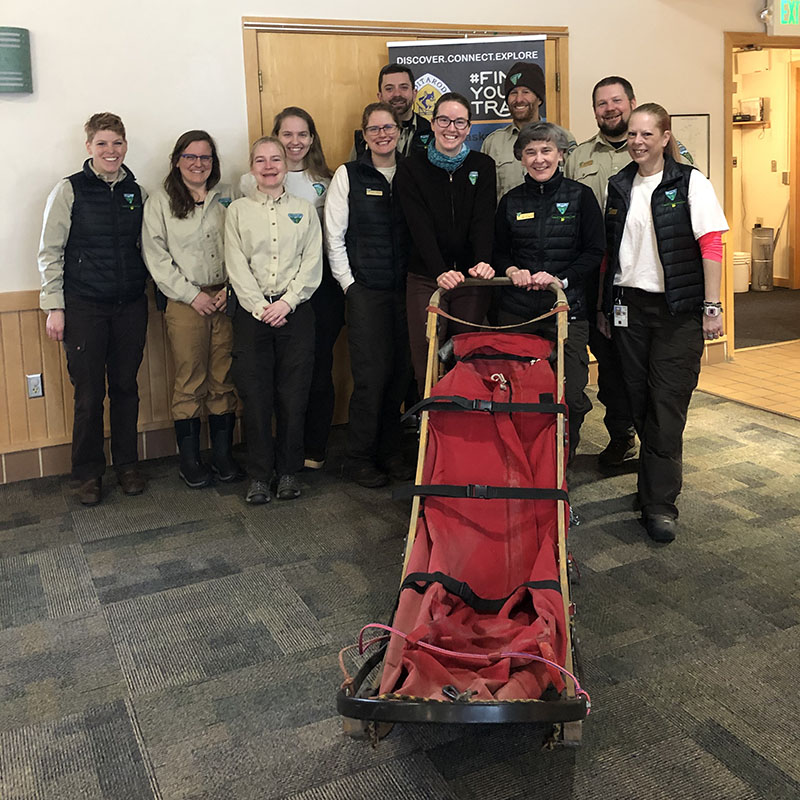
[77,477,102,506]
[117,466,145,496]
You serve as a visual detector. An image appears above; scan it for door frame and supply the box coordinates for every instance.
[724,31,800,353]
[241,17,570,148]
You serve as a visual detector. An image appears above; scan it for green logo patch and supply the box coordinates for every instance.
[288,213,303,224]
[468,171,478,185]
[313,183,325,197]
[509,72,522,86]
[556,202,569,215]
[218,197,232,208]
[665,189,677,202]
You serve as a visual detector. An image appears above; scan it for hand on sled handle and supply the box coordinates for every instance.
[530,271,562,291]
[468,262,495,280]
[505,266,533,290]
[436,270,465,290]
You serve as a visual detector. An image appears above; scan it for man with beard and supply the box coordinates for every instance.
[565,76,692,467]
[481,61,576,201]
[352,64,432,159]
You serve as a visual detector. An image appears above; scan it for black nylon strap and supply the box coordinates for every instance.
[393,483,569,502]
[401,571,562,613]
[402,395,567,421]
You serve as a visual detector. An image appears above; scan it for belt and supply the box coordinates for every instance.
[264,291,286,303]
[201,283,225,293]
[617,286,664,298]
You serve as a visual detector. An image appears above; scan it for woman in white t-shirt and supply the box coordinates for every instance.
[240,108,341,471]
[602,103,728,544]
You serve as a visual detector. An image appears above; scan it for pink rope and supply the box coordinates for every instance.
[359,622,591,712]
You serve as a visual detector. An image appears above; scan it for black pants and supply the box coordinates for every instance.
[589,322,635,441]
[231,303,314,480]
[63,293,148,481]
[304,273,345,460]
[612,289,703,519]
[497,311,591,458]
[346,283,413,465]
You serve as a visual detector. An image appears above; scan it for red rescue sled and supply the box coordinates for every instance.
[338,279,589,743]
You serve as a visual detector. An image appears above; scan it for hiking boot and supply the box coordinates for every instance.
[381,454,414,482]
[346,461,389,488]
[209,413,243,482]
[117,467,145,496]
[645,514,677,543]
[245,479,271,505]
[175,418,213,488]
[77,477,102,506]
[598,436,637,467]
[276,474,301,500]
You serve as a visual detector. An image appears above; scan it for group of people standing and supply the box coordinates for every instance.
[38,62,727,543]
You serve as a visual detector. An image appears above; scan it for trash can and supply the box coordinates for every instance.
[733,251,751,293]
[750,226,774,292]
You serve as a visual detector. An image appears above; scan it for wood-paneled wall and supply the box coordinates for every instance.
[0,290,175,456]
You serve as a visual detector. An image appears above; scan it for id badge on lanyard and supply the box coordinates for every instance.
[613,297,628,328]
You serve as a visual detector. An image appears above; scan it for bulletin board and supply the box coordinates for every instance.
[671,113,710,177]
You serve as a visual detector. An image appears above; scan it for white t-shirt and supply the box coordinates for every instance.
[324,163,397,291]
[238,170,329,223]
[615,169,728,293]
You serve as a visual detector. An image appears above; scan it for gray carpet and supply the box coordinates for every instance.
[1,389,799,800]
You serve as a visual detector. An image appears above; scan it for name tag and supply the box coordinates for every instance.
[608,208,618,216]
[366,189,383,196]
[516,211,535,221]
[613,304,628,328]
[579,159,593,167]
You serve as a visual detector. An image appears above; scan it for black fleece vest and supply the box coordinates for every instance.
[605,157,703,313]
[63,160,147,303]
[344,157,408,291]
[499,173,587,321]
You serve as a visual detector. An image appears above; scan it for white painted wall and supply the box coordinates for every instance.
[3,1,761,292]
[732,47,800,280]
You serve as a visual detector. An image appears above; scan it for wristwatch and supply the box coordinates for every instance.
[703,301,723,317]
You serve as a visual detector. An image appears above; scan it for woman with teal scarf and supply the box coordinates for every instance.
[396,92,496,392]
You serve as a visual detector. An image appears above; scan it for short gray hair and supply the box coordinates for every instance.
[513,122,569,160]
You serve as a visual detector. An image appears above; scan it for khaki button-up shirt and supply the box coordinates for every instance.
[38,165,146,310]
[142,185,231,305]
[224,189,322,319]
[564,132,632,211]
[481,122,577,202]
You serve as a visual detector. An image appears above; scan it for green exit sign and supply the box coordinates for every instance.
[780,1,800,25]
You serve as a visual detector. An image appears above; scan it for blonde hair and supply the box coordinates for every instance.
[631,103,680,162]
[249,136,286,166]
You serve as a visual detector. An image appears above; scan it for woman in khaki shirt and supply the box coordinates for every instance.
[225,137,322,504]
[143,130,241,489]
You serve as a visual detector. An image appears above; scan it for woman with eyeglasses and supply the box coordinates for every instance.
[325,102,413,488]
[225,137,322,505]
[143,130,241,489]
[396,92,496,392]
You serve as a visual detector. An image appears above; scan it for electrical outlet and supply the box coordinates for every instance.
[771,160,777,172]
[26,373,43,398]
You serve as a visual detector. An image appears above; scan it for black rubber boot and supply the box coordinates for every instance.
[174,418,213,488]
[208,413,243,482]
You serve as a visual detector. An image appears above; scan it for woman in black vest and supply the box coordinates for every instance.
[396,92,496,393]
[602,103,728,543]
[325,102,413,488]
[494,122,604,463]
[38,112,149,506]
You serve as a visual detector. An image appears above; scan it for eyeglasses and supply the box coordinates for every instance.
[364,123,399,136]
[180,154,213,163]
[433,116,469,130]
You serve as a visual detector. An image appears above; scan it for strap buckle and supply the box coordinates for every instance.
[466,484,490,499]
[471,399,493,412]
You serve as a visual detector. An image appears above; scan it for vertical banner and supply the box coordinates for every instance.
[387,35,547,150]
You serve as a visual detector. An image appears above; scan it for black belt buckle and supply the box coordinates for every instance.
[467,484,489,499]
[471,399,493,412]
[265,291,285,304]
